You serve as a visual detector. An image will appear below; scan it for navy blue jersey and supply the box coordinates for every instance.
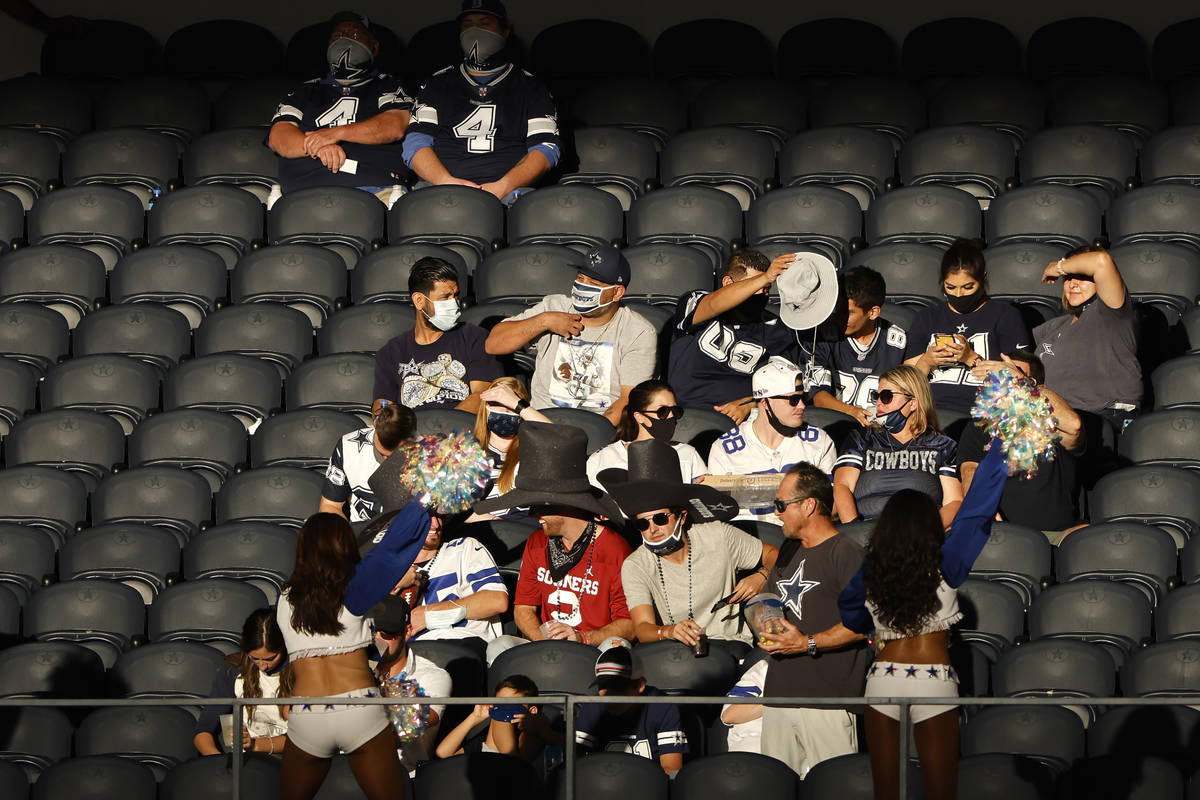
[668,290,808,408]
[835,427,958,519]
[272,74,413,191]
[903,300,1029,413]
[406,64,560,185]
[574,687,688,761]
[811,320,908,408]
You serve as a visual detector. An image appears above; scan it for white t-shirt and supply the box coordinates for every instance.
[389,651,452,775]
[414,536,508,642]
[585,440,708,488]
[723,659,767,753]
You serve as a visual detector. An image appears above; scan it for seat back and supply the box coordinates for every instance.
[928,76,1045,145]
[960,705,1085,776]
[109,245,227,330]
[507,184,624,250]
[1110,185,1200,256]
[129,408,248,492]
[41,354,162,434]
[489,640,600,695]
[0,466,87,549]
[0,244,107,328]
[0,707,74,780]
[215,466,324,527]
[777,19,896,83]
[164,20,284,80]
[23,579,145,667]
[0,641,105,699]
[28,185,145,270]
[0,302,70,377]
[634,640,738,695]
[59,524,181,603]
[164,353,283,429]
[183,128,278,199]
[474,244,579,304]
[0,128,61,210]
[0,75,93,146]
[690,78,807,149]
[982,243,1068,324]
[628,186,743,272]
[95,76,212,148]
[746,185,862,267]
[37,758,156,800]
[653,19,772,81]
[865,184,981,246]
[183,522,296,603]
[902,18,1021,81]
[571,78,686,149]
[63,128,178,208]
[268,186,384,268]
[622,243,714,305]
[0,523,55,603]
[5,408,126,491]
[1119,409,1200,473]
[1049,76,1167,144]
[232,243,347,327]
[1158,584,1200,640]
[809,76,927,148]
[956,578,1026,659]
[1141,125,1200,186]
[111,641,226,703]
[1124,640,1200,697]
[251,408,361,470]
[388,185,504,273]
[993,639,1117,700]
[350,244,468,304]
[672,752,798,798]
[537,408,616,455]
[72,303,192,375]
[898,124,1016,206]
[1086,704,1200,764]
[801,752,922,799]
[660,127,776,210]
[1026,17,1147,82]
[74,706,197,779]
[149,185,265,268]
[160,753,280,800]
[194,302,314,378]
[285,353,374,422]
[1152,355,1200,410]
[148,579,268,649]
[1019,125,1136,208]
[846,242,945,307]
[317,303,416,355]
[0,357,37,434]
[1055,521,1177,604]
[413,408,477,436]
[984,185,1103,249]
[1028,580,1152,666]
[561,127,657,210]
[1090,465,1200,549]
[968,522,1054,606]
[553,750,668,800]
[413,752,538,800]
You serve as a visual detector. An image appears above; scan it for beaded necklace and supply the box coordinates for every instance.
[653,536,693,624]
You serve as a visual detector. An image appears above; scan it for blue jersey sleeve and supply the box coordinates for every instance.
[837,563,873,634]
[193,661,238,738]
[940,437,1007,587]
[344,500,431,615]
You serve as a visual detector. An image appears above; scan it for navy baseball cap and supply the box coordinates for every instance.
[574,245,631,287]
[457,0,508,24]
[368,594,411,634]
[330,10,370,27]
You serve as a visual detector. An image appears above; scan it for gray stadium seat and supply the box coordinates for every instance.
[109,245,227,330]
[0,127,60,211]
[1119,409,1200,473]
[41,354,161,434]
[165,19,282,81]
[627,185,743,273]
[928,76,1045,146]
[387,185,504,274]
[95,76,211,150]
[59,523,181,604]
[212,75,298,130]
[0,191,21,253]
[0,641,105,699]
[33,756,156,800]
[846,242,944,308]
[1026,16,1146,79]
[111,642,226,712]
[250,408,361,471]
[801,752,923,800]
[746,186,862,269]
[1109,185,1200,254]
[0,707,73,781]
[531,19,648,99]
[182,522,296,604]
[5,408,125,492]
[1184,536,1200,584]
[635,639,738,695]
[27,185,144,271]
[317,754,411,800]
[62,128,178,209]
[148,578,268,653]
[413,752,535,800]
[1019,125,1136,210]
[571,78,687,150]
[984,185,1103,250]
[215,466,323,528]
[1049,76,1167,144]
[316,302,416,356]
[1152,355,1200,410]
[183,127,278,202]
[74,707,196,780]
[968,522,1054,606]
[507,184,624,251]
[1090,465,1200,548]
[777,18,896,82]
[0,586,19,645]
[284,353,374,423]
[488,640,600,695]
[955,752,1055,800]
[1065,755,1185,800]
[653,18,771,81]
[672,407,733,455]
[350,244,468,305]
[413,408,477,436]
[1123,640,1200,697]
[0,75,92,148]
[231,243,346,328]
[23,579,145,667]
[0,466,87,550]
[1087,705,1200,767]
[960,705,1085,776]
[1055,521,1177,605]
[553,751,669,800]
[148,185,264,269]
[164,353,283,429]
[0,303,70,378]
[559,127,657,211]
[473,244,578,304]
[1158,584,1200,640]
[992,639,1116,724]
[71,303,192,376]
[898,125,1016,209]
[778,125,896,212]
[0,523,54,603]
[660,127,776,211]
[901,17,1021,81]
[91,466,214,546]
[0,759,27,800]
[809,76,927,150]
[1140,125,1200,187]
[1028,580,1152,667]
[982,243,1069,325]
[956,578,1026,664]
[0,244,106,328]
[622,243,715,306]
[864,184,981,247]
[0,357,36,436]
[129,409,248,492]
[160,753,280,800]
[690,78,807,149]
[268,185,384,269]
[672,752,797,798]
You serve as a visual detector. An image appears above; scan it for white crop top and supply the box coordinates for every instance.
[867,578,962,642]
[277,589,373,661]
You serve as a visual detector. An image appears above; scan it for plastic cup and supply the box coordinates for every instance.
[219,714,235,750]
[746,594,788,644]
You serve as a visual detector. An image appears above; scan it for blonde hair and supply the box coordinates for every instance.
[473,376,530,494]
[877,365,940,436]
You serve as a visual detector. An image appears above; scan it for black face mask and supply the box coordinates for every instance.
[946,287,984,315]
[639,415,677,442]
[1067,297,1096,318]
[738,294,769,320]
[763,401,803,437]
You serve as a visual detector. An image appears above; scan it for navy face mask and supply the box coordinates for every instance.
[878,408,911,434]
[486,411,522,438]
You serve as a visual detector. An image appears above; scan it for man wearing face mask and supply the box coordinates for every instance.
[319,402,416,522]
[599,439,778,647]
[401,0,561,203]
[373,256,502,413]
[486,245,656,425]
[268,11,412,201]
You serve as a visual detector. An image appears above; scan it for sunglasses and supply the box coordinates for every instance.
[868,389,912,405]
[634,511,675,531]
[772,393,807,406]
[773,496,810,513]
[639,405,684,420]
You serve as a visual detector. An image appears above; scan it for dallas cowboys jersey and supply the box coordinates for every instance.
[413,536,507,642]
[903,300,1030,413]
[271,73,413,191]
[810,320,907,407]
[321,426,384,522]
[406,64,560,185]
[835,427,958,519]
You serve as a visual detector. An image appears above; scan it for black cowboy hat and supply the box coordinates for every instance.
[472,421,625,521]
[598,439,738,522]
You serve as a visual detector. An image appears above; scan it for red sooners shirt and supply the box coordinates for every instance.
[514,526,632,632]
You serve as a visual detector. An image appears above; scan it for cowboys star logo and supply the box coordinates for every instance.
[203,587,223,602]
[198,192,216,208]
[651,251,668,265]
[179,417,199,432]
[916,193,935,207]
[269,474,290,489]
[337,361,357,376]
[216,362,235,376]
[775,560,820,619]
[282,252,302,267]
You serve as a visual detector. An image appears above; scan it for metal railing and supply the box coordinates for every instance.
[2,693,1196,799]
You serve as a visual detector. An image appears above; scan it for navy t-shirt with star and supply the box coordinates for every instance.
[574,687,688,761]
[903,300,1029,413]
[811,319,908,408]
[372,323,502,409]
[271,73,413,191]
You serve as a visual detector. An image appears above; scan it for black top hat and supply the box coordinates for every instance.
[598,439,738,522]
[473,421,625,521]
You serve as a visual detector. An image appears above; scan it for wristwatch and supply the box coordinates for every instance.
[806,635,818,657]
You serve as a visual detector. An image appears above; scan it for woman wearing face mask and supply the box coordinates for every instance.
[585,380,708,488]
[193,608,294,757]
[466,377,553,521]
[833,365,963,529]
[902,239,1031,414]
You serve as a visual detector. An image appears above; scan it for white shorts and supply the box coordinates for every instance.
[286,687,390,758]
[865,661,959,724]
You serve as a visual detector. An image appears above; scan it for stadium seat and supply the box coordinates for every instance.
[635,639,738,695]
[111,641,226,713]
[0,707,73,781]
[489,640,599,695]
[148,185,264,269]
[1087,705,1200,768]
[413,752,536,800]
[1049,76,1168,145]
[660,127,775,211]
[1123,640,1200,697]
[5,408,125,491]
[148,578,268,653]
[627,186,743,273]
[23,579,145,668]
[1141,125,1200,189]
[864,184,981,247]
[473,244,578,304]
[570,78,686,150]
[530,20,648,102]
[507,184,624,251]
[232,243,347,327]
[956,578,1026,664]
[746,186,862,269]
[0,191,21,253]
[982,242,1069,326]
[992,639,1116,724]
[109,245,227,330]
[777,19,896,83]
[1158,584,1200,640]
[960,705,1085,776]
[268,185,383,269]
[0,640,105,699]
[284,353,374,423]
[59,524,181,604]
[552,750,668,800]
[1019,125,1137,210]
[128,408,248,492]
[984,185,1103,249]
[250,408,360,471]
[408,638,487,702]
[1027,17,1148,82]
[388,185,504,274]
[454,518,536,570]
[350,244,468,305]
[653,19,771,83]
[1109,186,1200,256]
[164,20,284,80]
[0,760,26,800]
[413,408,476,436]
[898,125,1016,209]
[74,706,196,780]
[901,18,1022,82]
[27,185,144,271]
[0,244,106,328]
[0,357,36,436]
[160,753,280,800]
[91,465,213,546]
[1028,580,1152,667]
[215,466,323,527]
[689,78,806,151]
[0,586,19,646]
[183,128,278,202]
[1056,521,1177,606]
[164,353,282,429]
[928,76,1045,146]
[622,243,715,306]
[0,127,60,211]
[33,755,156,800]
[967,523,1053,607]
[1090,465,1200,548]
[95,76,211,151]
[1154,18,1200,83]
[194,303,313,378]
[1119,409,1200,473]
[0,75,93,148]
[559,127,657,211]
[673,752,798,797]
[317,303,415,356]
[1152,355,1200,410]
[809,76,927,149]
[71,303,191,377]
[0,466,87,550]
[62,129,178,210]
[537,407,615,454]
[182,522,295,603]
[41,354,161,434]
[1064,754,1185,800]
[316,754,411,800]
[40,19,157,79]
[0,523,55,603]
[1184,536,1200,584]
[801,752,922,799]
[846,243,944,307]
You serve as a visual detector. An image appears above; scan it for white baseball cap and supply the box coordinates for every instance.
[775,252,838,331]
[750,356,804,401]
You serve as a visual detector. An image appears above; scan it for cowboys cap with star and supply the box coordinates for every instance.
[572,244,630,287]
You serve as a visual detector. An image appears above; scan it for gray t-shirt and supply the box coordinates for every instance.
[621,521,764,643]
[508,295,657,412]
[1033,295,1141,413]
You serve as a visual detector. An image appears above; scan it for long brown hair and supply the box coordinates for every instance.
[613,379,674,442]
[473,376,530,494]
[281,512,360,635]
[863,490,945,637]
[226,608,295,723]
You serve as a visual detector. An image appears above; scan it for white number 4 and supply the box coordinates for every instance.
[315,97,359,128]
[454,104,497,153]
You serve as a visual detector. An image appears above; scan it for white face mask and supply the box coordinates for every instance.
[460,27,507,70]
[424,603,467,629]
[418,295,461,331]
[571,280,616,315]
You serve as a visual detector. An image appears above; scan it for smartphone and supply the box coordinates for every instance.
[489,703,528,723]
[934,334,956,348]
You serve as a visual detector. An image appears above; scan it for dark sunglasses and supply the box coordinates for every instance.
[640,405,684,420]
[634,511,674,531]
[868,389,911,405]
[773,393,808,406]
[773,496,809,513]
